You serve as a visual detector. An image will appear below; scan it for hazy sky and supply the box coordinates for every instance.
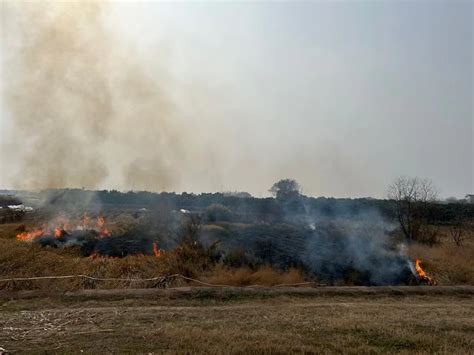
[1,0,472,198]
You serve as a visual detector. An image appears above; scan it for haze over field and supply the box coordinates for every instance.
[1,0,472,198]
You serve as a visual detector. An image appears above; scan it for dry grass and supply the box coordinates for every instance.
[0,293,472,354]
[1,222,473,292]
[408,226,474,285]
[0,223,308,291]
[1,221,473,353]
[0,223,172,291]
[0,239,167,291]
[203,265,306,286]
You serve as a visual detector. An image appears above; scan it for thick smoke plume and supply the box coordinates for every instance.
[2,1,187,191]
[302,218,410,285]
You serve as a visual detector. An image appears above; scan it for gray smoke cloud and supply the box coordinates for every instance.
[302,212,410,285]
[2,1,471,198]
[2,1,188,191]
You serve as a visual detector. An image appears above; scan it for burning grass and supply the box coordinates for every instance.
[13,214,169,259]
[413,259,434,285]
[408,232,474,285]
[2,220,308,291]
[1,218,471,291]
[16,214,111,242]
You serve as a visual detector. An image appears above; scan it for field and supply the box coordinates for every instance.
[1,287,473,354]
[1,211,473,353]
[1,219,473,291]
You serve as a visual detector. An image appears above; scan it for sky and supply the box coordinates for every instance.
[0,0,472,198]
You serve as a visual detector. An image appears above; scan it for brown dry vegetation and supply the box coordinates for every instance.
[1,221,473,291]
[202,265,306,286]
[0,291,473,354]
[0,223,308,291]
[1,221,473,353]
[407,225,474,285]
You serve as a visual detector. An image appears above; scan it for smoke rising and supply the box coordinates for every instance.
[302,217,410,285]
[3,1,469,198]
[197,205,413,285]
[2,1,186,191]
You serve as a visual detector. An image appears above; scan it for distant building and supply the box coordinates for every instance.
[466,195,474,204]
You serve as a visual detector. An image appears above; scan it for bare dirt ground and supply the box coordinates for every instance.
[1,287,473,354]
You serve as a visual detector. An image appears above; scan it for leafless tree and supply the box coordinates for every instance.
[449,224,465,247]
[182,213,202,241]
[388,176,438,242]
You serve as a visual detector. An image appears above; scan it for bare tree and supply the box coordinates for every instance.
[388,176,438,242]
[182,213,202,241]
[449,219,466,247]
[449,225,465,246]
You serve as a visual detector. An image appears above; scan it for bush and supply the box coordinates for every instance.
[162,238,219,278]
[223,249,253,268]
[205,204,233,222]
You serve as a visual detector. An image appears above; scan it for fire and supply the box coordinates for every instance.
[16,228,44,242]
[97,215,110,237]
[414,259,434,285]
[16,213,112,242]
[152,242,162,258]
[82,213,91,229]
[54,227,62,238]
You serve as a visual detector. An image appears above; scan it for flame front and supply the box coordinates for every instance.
[15,215,166,260]
[54,227,62,238]
[414,259,434,285]
[153,242,162,257]
[82,213,91,229]
[16,228,44,242]
[97,215,110,237]
[16,214,111,242]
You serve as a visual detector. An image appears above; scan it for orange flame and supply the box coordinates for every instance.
[16,214,112,243]
[414,259,434,285]
[54,227,62,238]
[83,213,91,229]
[16,228,44,242]
[97,215,110,237]
[152,242,162,258]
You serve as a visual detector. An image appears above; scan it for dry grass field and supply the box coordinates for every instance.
[0,288,473,354]
[1,220,473,353]
[407,227,474,285]
[1,221,473,291]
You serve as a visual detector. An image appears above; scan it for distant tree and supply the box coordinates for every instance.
[388,176,438,242]
[445,196,460,204]
[269,179,301,200]
[223,191,252,198]
[205,204,232,222]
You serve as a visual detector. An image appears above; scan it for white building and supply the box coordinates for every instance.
[465,195,474,204]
